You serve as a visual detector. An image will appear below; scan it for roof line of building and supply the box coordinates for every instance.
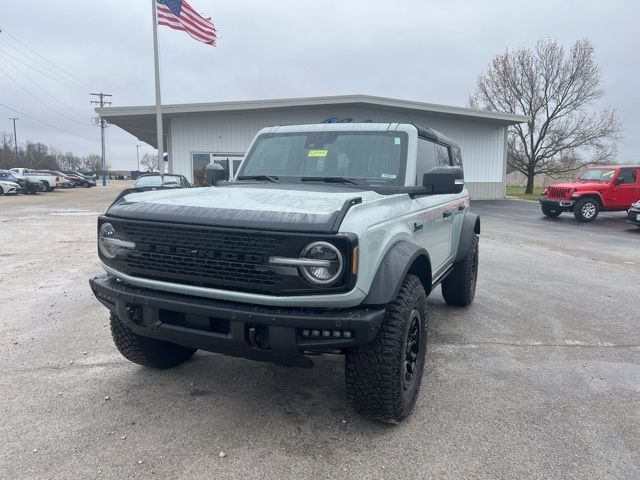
[96,94,529,124]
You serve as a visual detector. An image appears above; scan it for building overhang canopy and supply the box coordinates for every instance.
[96,94,528,149]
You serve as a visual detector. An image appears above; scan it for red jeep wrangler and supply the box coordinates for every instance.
[539,165,640,222]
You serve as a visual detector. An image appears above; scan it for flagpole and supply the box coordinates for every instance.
[151,0,164,183]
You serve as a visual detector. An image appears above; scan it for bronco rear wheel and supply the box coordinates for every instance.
[442,234,479,307]
[573,197,599,222]
[541,205,562,218]
[110,312,196,368]
[345,274,428,423]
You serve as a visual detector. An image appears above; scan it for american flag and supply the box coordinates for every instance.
[156,0,217,45]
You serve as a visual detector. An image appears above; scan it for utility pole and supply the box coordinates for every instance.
[136,144,141,172]
[90,93,112,186]
[9,117,18,160]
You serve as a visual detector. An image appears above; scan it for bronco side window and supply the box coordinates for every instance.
[416,138,437,184]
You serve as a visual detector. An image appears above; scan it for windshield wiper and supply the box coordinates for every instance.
[301,176,359,185]
[236,175,279,183]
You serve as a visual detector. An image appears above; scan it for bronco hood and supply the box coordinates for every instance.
[105,183,384,233]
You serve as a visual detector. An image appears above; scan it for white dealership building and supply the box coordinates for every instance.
[98,94,526,199]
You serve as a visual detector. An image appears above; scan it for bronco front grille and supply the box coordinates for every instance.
[547,187,572,199]
[119,222,285,291]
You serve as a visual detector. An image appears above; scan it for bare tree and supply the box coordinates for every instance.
[469,39,622,194]
[140,153,158,172]
[81,153,107,174]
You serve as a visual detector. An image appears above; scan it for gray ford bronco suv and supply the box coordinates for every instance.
[90,123,480,423]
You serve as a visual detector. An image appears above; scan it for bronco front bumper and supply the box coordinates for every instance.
[89,274,385,367]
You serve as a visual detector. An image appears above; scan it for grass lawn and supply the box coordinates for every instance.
[506,186,545,200]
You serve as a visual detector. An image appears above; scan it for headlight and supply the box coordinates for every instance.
[299,241,344,286]
[98,222,135,259]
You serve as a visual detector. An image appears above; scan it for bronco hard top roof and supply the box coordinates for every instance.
[258,122,460,149]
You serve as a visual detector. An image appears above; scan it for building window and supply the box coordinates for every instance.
[191,153,244,186]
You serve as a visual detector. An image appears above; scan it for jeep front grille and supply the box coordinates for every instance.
[547,187,571,199]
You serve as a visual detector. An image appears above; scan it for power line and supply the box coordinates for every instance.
[0,63,92,128]
[0,27,97,91]
[0,51,92,124]
[0,35,91,94]
[0,102,99,142]
[0,46,88,93]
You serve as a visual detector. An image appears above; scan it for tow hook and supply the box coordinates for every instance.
[247,324,266,348]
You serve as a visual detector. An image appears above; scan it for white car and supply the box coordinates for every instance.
[10,168,59,191]
[0,180,20,195]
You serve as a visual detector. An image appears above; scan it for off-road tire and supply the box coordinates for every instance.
[573,197,599,222]
[441,234,479,307]
[110,312,196,368]
[541,205,562,218]
[345,274,428,423]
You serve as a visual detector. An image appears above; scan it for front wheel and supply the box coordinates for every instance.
[573,197,599,222]
[541,205,562,218]
[110,312,196,368]
[345,274,428,423]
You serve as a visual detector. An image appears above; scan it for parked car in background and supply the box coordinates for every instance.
[539,165,640,222]
[133,173,192,189]
[0,170,42,193]
[0,180,20,195]
[60,171,96,188]
[36,171,75,188]
[625,200,640,227]
[10,168,60,191]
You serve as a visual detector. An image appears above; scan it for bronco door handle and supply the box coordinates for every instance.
[443,210,453,218]
[458,204,466,211]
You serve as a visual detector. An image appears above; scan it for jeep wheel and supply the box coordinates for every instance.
[345,274,428,423]
[573,197,599,222]
[110,312,196,368]
[442,234,478,307]
[541,205,562,218]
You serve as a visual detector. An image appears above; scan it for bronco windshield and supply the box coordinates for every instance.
[579,169,617,182]
[237,131,408,186]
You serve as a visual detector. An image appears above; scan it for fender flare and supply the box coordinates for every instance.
[454,212,480,263]
[573,192,604,205]
[362,240,431,306]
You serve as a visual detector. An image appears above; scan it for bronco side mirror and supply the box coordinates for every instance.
[423,166,464,194]
[205,162,227,186]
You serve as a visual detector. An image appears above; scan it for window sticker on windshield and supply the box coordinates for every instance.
[394,137,401,145]
[308,149,328,157]
[381,173,397,179]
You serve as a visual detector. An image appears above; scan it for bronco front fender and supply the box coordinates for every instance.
[362,241,431,306]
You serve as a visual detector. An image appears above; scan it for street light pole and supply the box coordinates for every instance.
[136,144,141,172]
[9,117,18,159]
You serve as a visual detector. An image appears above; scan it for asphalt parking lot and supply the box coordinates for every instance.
[1,186,638,480]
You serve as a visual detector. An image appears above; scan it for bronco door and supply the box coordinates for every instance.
[410,138,458,277]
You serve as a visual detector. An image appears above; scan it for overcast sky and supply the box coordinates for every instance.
[1,0,638,170]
